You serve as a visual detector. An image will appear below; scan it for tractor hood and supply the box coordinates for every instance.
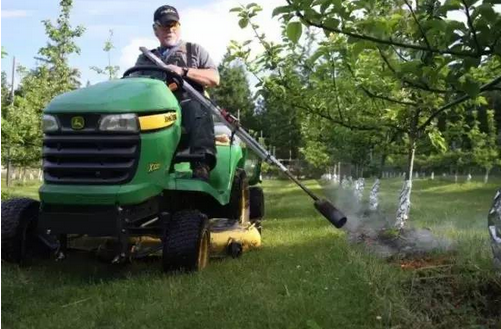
[44,78,180,114]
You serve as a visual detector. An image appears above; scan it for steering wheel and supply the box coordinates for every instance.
[122,65,184,89]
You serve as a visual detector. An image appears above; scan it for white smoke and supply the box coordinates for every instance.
[324,183,453,259]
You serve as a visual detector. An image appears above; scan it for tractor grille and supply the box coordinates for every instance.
[43,134,140,185]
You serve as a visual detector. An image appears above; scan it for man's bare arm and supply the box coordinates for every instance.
[166,64,219,87]
[186,68,220,87]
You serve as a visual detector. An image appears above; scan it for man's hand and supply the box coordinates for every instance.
[165,64,219,87]
[166,64,184,76]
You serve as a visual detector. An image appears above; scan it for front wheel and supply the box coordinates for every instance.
[162,210,210,272]
[1,198,50,265]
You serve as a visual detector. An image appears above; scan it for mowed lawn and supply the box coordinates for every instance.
[1,178,500,328]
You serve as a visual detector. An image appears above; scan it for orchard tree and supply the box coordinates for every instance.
[90,29,120,80]
[230,1,500,228]
[468,109,500,183]
[1,71,10,111]
[211,51,257,130]
[1,47,12,110]
[1,0,84,166]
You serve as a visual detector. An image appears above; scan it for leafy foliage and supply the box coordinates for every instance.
[229,1,500,227]
[90,29,120,79]
[1,0,84,166]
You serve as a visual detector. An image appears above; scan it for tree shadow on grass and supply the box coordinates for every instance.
[1,249,165,286]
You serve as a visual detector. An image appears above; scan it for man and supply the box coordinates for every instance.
[135,5,220,181]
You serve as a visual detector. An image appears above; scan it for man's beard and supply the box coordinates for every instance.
[163,36,179,47]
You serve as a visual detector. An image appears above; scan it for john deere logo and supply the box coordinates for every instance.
[71,116,85,130]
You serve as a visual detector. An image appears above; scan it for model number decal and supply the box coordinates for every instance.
[148,163,161,173]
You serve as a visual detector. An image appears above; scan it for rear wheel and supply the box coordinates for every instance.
[249,186,264,220]
[1,198,50,265]
[162,210,210,272]
[249,186,265,233]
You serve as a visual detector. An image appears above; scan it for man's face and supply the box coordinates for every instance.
[154,21,181,47]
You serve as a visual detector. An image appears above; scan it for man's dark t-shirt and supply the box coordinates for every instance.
[135,41,217,93]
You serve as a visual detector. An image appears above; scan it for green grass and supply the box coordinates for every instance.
[1,179,41,201]
[2,178,500,328]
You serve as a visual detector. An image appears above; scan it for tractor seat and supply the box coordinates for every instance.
[213,122,241,146]
[172,122,239,165]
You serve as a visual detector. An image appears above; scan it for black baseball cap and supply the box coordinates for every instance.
[154,5,180,26]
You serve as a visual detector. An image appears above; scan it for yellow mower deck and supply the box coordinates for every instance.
[117,219,261,259]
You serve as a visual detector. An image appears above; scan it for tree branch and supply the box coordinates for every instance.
[376,48,448,94]
[403,0,432,51]
[344,62,419,106]
[329,51,344,122]
[418,75,501,131]
[391,45,409,62]
[461,0,481,55]
[293,101,403,132]
[286,0,488,59]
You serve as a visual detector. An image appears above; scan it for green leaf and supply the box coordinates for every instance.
[495,41,501,55]
[309,48,325,63]
[323,18,340,30]
[463,57,480,70]
[246,2,258,9]
[461,77,481,98]
[320,1,331,13]
[428,130,447,153]
[439,0,462,12]
[286,22,302,43]
[229,7,241,13]
[475,3,498,22]
[476,96,488,106]
[399,60,421,74]
[351,42,367,57]
[238,18,249,29]
[425,19,447,31]
[272,5,292,17]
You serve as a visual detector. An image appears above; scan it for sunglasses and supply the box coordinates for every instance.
[153,22,180,31]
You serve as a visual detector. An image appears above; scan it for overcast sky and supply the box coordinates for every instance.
[1,0,283,86]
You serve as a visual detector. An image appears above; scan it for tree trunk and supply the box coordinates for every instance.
[337,162,341,182]
[488,189,501,269]
[378,153,387,179]
[405,140,415,181]
[6,148,12,187]
[395,138,416,230]
[484,168,490,184]
[369,179,381,211]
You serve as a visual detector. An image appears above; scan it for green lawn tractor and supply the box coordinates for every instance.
[1,48,346,272]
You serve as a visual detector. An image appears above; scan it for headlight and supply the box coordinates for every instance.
[99,114,139,132]
[42,114,60,132]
